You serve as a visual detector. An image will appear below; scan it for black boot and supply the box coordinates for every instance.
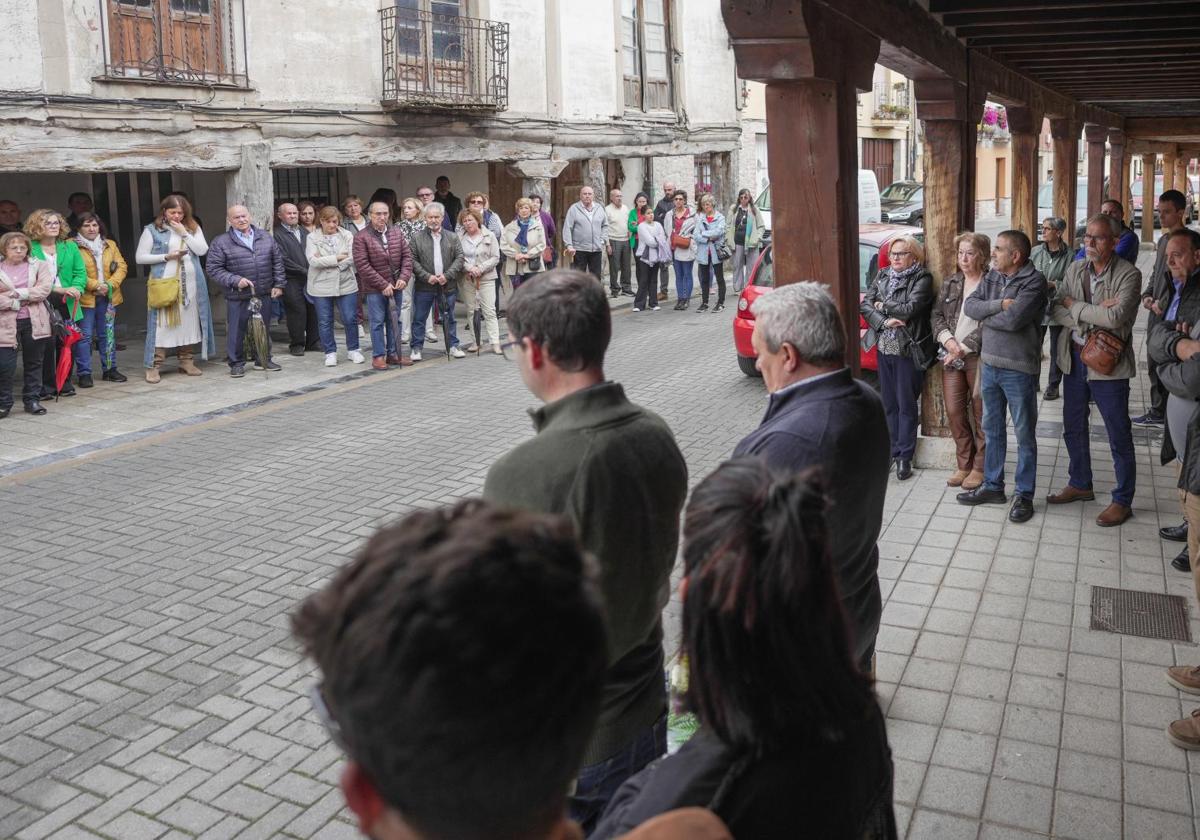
[1172,546,1192,573]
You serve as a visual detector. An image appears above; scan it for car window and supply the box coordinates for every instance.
[860,244,879,290]
[881,182,920,201]
[756,185,771,213]
[751,247,774,288]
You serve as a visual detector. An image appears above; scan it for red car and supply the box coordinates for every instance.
[733,224,925,378]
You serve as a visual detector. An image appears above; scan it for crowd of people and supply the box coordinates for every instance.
[0,178,768,416]
[295,270,896,840]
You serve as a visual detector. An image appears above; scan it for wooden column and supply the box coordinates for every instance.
[225,142,273,230]
[1050,119,1081,240]
[764,78,863,371]
[1008,106,1043,242]
[1141,154,1156,244]
[1084,124,1107,219]
[1164,150,1178,192]
[1108,129,1128,223]
[1175,155,1189,194]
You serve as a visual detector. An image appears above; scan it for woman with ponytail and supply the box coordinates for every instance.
[593,457,897,840]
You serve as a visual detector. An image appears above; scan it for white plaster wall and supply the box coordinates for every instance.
[1,0,44,92]
[558,0,618,120]
[490,0,547,115]
[61,0,107,95]
[651,155,695,201]
[619,157,648,197]
[677,0,737,126]
[342,163,490,206]
[0,172,91,218]
[734,119,764,197]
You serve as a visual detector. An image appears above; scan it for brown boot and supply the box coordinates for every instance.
[946,469,970,487]
[1168,708,1200,750]
[1046,485,1095,505]
[961,470,984,490]
[1096,503,1132,527]
[145,347,165,384]
[177,345,202,376]
[1168,665,1200,695]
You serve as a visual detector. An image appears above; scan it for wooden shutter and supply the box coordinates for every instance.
[641,0,670,110]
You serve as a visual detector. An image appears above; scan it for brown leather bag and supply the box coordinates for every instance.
[1080,328,1125,376]
[671,233,692,249]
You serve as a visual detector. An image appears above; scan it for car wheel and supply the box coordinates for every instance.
[915,214,924,229]
[737,355,761,378]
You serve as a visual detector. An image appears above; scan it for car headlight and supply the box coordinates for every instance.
[889,210,911,221]
[738,297,749,311]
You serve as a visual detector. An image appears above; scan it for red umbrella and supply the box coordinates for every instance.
[55,322,83,392]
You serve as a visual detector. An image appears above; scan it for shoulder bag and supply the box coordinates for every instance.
[1080,328,1125,375]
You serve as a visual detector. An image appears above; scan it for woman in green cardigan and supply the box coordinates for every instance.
[25,209,85,398]
[628,192,652,252]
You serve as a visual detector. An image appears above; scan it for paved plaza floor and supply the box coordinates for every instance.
[3,255,1200,839]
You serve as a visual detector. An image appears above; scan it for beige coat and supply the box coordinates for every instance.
[0,259,55,347]
[305,229,359,297]
[500,216,547,278]
[1049,254,1143,380]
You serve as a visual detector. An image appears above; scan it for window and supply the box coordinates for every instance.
[105,0,246,87]
[622,0,672,111]
[694,153,714,200]
[872,68,889,110]
[893,82,909,110]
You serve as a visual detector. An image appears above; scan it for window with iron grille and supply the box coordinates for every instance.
[103,0,247,87]
[272,168,341,210]
[622,0,672,112]
[381,0,509,111]
[694,154,714,202]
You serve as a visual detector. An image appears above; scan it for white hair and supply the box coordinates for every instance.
[1086,213,1121,237]
[751,282,845,364]
[424,201,446,219]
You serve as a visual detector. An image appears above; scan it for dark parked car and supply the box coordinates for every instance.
[1132,175,1196,227]
[880,180,923,227]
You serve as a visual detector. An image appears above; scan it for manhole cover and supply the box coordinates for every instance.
[1090,586,1191,642]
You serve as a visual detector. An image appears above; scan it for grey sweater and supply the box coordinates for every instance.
[963,260,1048,375]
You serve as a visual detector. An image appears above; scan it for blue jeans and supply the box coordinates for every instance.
[673,259,694,301]
[878,352,924,460]
[363,292,397,359]
[313,294,360,355]
[981,362,1039,498]
[570,712,667,835]
[74,298,116,375]
[1063,344,1136,506]
[411,288,459,351]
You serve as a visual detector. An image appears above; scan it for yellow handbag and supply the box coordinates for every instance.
[147,274,180,310]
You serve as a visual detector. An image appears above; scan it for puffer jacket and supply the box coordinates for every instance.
[1148,271,1200,476]
[860,266,935,364]
[931,272,983,355]
[352,225,413,295]
[205,226,285,301]
[1048,255,1142,381]
[305,229,358,298]
[1154,340,1200,493]
[77,238,128,308]
[0,259,54,347]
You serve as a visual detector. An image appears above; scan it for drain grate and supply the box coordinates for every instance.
[1090,586,1191,642]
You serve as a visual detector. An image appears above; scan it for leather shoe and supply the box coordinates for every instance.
[1172,547,1191,573]
[1046,485,1095,505]
[957,486,1007,506]
[0,406,9,419]
[24,400,46,415]
[289,347,306,357]
[385,354,402,366]
[398,356,414,367]
[1009,496,1035,523]
[961,469,984,490]
[372,357,388,371]
[946,469,970,487]
[1161,522,1189,543]
[896,459,913,480]
[1096,503,1132,528]
[1043,384,1059,400]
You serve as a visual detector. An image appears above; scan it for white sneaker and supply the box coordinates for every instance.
[632,306,641,312]
[324,353,337,367]
[347,349,365,364]
[651,305,661,311]
[449,346,466,359]
[411,350,422,362]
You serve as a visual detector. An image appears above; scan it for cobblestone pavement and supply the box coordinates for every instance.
[5,258,1200,839]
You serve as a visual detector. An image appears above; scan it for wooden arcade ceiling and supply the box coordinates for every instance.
[930,0,1200,119]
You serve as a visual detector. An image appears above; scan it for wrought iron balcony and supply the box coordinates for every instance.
[380,5,509,112]
[100,0,248,88]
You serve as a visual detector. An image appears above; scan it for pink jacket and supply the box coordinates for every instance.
[0,259,54,348]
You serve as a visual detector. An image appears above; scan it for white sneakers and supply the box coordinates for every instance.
[411,350,422,362]
[449,346,466,359]
[324,353,337,367]
[347,349,365,364]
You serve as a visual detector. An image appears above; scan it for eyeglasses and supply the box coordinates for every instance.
[498,339,521,361]
[418,192,433,199]
[890,250,911,259]
[469,199,485,205]
[309,682,349,754]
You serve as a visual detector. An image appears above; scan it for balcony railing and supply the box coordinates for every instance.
[380,5,509,112]
[100,0,248,88]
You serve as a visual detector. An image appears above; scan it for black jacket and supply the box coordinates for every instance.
[860,267,936,364]
[733,369,890,669]
[592,711,896,840]
[652,195,674,226]
[1148,270,1200,482]
[272,226,309,283]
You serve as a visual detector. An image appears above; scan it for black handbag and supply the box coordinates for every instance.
[900,326,936,371]
[44,300,69,340]
[523,253,543,272]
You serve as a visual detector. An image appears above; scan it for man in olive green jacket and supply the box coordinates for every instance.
[483,270,688,834]
[1047,214,1143,527]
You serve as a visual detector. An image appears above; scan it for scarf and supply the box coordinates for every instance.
[516,217,530,248]
[77,234,106,285]
[879,262,924,353]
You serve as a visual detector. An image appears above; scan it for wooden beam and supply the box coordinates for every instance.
[1008,105,1043,241]
[1084,124,1107,219]
[1051,118,1082,237]
[1126,118,1200,140]
[1164,149,1179,192]
[932,0,1193,11]
[993,39,1200,56]
[969,30,1200,48]
[1108,128,1127,211]
[959,18,1200,41]
[942,4,1195,26]
[1141,154,1156,243]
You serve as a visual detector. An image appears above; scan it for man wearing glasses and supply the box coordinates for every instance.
[958,230,1048,523]
[415,186,434,206]
[1046,214,1142,527]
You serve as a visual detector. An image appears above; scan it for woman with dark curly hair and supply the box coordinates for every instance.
[594,458,896,840]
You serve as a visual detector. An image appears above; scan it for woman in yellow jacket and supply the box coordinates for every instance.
[74,212,129,385]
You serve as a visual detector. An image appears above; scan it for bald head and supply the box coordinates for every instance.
[227,205,251,232]
[276,202,298,227]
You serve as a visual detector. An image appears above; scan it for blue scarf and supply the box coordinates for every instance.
[516,217,530,248]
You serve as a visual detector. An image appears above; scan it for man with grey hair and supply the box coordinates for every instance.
[1046,213,1141,527]
[563,186,608,280]
[733,282,890,672]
